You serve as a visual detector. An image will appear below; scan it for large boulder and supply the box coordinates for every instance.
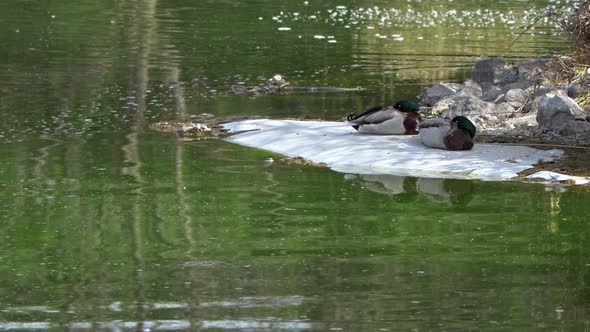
[419,83,464,106]
[431,95,516,130]
[536,94,588,130]
[471,58,517,85]
[431,95,492,116]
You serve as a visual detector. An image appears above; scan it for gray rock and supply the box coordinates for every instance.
[471,58,517,85]
[516,59,548,82]
[566,82,583,99]
[523,90,569,113]
[531,86,559,98]
[505,89,531,109]
[419,56,590,145]
[481,86,503,102]
[522,95,543,114]
[495,102,519,119]
[536,94,587,129]
[457,79,483,98]
[554,120,590,136]
[503,80,536,91]
[540,120,590,146]
[433,95,514,131]
[432,95,492,116]
[505,114,538,128]
[419,83,464,106]
[479,81,495,94]
[482,80,535,102]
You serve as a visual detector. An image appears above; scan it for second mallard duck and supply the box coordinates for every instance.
[419,116,476,151]
[347,101,423,135]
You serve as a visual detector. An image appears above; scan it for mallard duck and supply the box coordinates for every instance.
[347,101,422,135]
[418,116,476,150]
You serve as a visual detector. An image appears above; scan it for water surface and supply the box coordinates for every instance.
[1,0,589,331]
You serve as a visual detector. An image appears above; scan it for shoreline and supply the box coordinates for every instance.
[476,134,590,179]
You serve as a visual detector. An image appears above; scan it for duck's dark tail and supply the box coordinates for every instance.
[347,106,384,122]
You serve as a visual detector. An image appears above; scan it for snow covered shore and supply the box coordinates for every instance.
[223,119,589,185]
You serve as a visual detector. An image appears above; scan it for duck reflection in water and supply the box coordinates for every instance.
[348,174,475,206]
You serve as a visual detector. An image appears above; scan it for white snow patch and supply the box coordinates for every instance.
[526,171,590,185]
[223,119,588,184]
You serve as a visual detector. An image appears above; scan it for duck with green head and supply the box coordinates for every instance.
[347,101,423,135]
[418,116,477,150]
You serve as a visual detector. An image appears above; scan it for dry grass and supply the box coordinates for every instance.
[558,0,590,48]
[541,1,590,105]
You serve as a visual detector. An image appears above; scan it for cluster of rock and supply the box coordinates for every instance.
[265,156,328,168]
[418,58,590,146]
[149,121,212,137]
[148,113,223,138]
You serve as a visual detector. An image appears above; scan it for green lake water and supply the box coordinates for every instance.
[1,0,589,331]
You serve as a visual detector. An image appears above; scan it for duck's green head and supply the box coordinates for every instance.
[394,100,420,113]
[452,116,476,138]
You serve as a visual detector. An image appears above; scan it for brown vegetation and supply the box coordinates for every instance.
[557,0,590,48]
[549,0,590,105]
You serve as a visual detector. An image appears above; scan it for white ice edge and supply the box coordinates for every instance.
[223,119,590,185]
[525,171,590,184]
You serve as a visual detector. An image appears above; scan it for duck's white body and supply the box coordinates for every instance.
[347,104,422,135]
[419,118,450,149]
[419,116,476,151]
[355,109,407,135]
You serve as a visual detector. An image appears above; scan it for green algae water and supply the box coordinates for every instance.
[1,0,589,331]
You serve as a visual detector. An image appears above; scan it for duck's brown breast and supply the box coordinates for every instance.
[443,129,474,150]
[403,113,423,135]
